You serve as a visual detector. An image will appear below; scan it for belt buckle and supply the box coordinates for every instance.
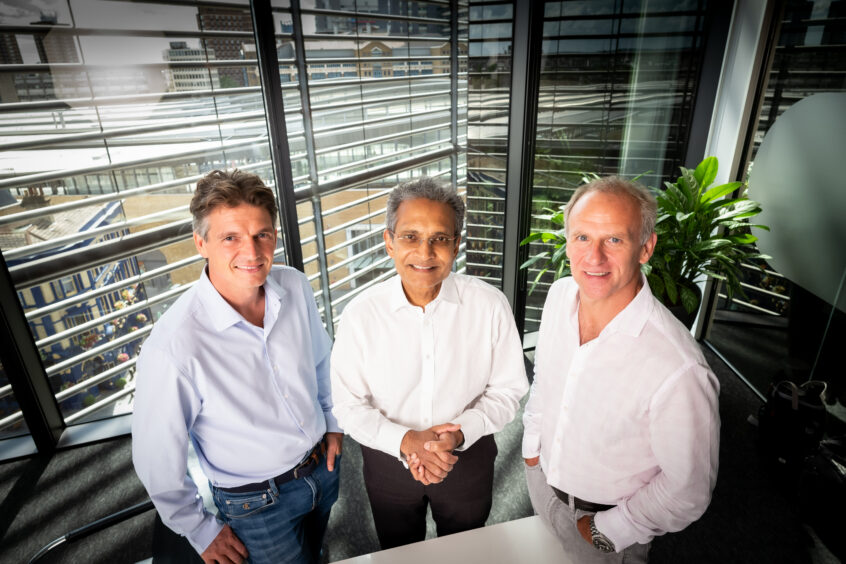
[293,445,319,479]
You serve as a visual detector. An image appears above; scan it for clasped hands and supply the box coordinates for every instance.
[400,423,463,485]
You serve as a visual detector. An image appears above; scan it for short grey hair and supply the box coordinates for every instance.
[564,176,657,245]
[385,177,465,236]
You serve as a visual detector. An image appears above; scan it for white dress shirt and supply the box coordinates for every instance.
[331,272,528,458]
[131,266,339,553]
[522,276,720,551]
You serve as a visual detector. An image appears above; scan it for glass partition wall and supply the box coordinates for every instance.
[0,0,470,454]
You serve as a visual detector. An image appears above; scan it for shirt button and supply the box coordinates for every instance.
[284,394,289,399]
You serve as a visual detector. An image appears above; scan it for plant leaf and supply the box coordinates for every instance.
[701,181,741,203]
[693,157,718,189]
[680,284,700,314]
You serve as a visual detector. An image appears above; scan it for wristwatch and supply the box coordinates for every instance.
[589,516,616,553]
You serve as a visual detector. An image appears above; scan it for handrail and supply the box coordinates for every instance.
[28,500,155,564]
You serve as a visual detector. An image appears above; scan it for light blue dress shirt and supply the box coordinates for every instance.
[131,265,339,553]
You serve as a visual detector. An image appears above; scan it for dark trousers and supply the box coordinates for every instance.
[361,433,497,550]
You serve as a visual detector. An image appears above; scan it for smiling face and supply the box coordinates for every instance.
[384,198,459,307]
[565,190,656,312]
[193,203,277,305]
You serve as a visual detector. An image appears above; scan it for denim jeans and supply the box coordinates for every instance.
[211,454,341,564]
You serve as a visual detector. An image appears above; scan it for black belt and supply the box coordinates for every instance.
[219,440,324,494]
[552,487,615,512]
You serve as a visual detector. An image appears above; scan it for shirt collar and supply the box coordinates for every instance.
[569,273,654,339]
[388,272,461,311]
[603,273,654,337]
[196,267,285,332]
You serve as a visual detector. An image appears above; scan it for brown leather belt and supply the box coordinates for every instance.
[551,486,615,512]
[218,440,324,494]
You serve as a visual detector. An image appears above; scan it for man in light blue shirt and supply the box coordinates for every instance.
[132,169,342,564]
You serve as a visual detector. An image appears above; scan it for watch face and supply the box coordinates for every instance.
[589,517,616,553]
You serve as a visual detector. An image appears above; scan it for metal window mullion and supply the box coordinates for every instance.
[502,0,543,330]
[0,256,62,452]
[252,0,303,270]
[289,0,334,333]
[450,0,459,186]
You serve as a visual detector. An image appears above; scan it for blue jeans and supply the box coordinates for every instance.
[211,455,341,564]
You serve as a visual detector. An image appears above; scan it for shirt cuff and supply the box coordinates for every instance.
[323,409,342,434]
[375,419,411,461]
[188,513,225,555]
[593,506,638,552]
[452,411,484,451]
[521,432,540,459]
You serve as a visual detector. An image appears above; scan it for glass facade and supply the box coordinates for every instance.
[706,0,846,398]
[521,0,710,333]
[0,0,469,441]
[4,0,816,454]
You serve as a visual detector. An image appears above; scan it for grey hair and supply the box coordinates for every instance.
[385,177,465,236]
[564,176,657,245]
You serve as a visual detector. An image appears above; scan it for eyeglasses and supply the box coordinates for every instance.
[388,230,457,249]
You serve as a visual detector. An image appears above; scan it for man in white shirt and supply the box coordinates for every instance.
[522,177,720,563]
[331,177,528,549]
[132,169,342,564]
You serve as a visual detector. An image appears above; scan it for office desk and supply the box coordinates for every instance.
[333,515,574,564]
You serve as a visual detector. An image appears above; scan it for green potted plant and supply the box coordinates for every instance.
[520,157,769,325]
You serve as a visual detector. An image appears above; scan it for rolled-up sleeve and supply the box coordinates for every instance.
[594,363,720,550]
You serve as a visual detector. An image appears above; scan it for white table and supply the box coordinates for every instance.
[332,516,574,564]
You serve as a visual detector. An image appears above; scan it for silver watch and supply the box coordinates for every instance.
[589,515,616,553]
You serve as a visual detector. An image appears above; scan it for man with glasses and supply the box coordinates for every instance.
[132,169,342,564]
[331,176,528,549]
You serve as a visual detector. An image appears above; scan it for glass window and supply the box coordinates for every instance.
[0,0,280,428]
[465,0,514,288]
[520,0,710,333]
[706,0,846,398]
